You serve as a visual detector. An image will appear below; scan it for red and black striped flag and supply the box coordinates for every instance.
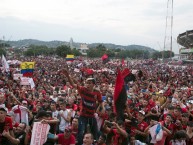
[113,69,128,121]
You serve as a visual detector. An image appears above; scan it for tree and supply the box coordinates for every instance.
[0,48,6,56]
[106,49,115,57]
[23,45,55,56]
[71,48,82,56]
[151,51,162,60]
[55,45,71,57]
[96,44,106,51]
[0,43,10,48]
[162,50,174,58]
[87,49,100,58]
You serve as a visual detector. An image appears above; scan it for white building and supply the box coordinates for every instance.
[78,43,89,55]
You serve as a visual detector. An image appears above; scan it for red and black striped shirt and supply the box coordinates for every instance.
[78,86,102,118]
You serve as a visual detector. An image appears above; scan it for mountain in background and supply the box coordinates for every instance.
[88,43,156,53]
[5,39,157,53]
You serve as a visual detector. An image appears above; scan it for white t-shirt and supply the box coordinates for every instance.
[135,140,146,145]
[59,109,71,132]
[52,110,59,118]
[50,96,58,102]
[171,140,186,145]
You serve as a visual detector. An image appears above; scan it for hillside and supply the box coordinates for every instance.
[5,39,157,53]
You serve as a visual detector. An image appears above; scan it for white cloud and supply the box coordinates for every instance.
[0,0,193,54]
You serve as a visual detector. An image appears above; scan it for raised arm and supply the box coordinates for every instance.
[61,69,77,89]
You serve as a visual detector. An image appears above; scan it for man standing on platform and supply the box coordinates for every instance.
[61,69,103,145]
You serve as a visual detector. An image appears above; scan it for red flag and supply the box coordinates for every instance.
[101,54,108,60]
[113,70,127,121]
[114,70,124,104]
[121,68,131,79]
[101,54,109,64]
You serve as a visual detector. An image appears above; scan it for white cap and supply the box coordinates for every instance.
[0,105,8,113]
[159,90,164,94]
[139,110,145,116]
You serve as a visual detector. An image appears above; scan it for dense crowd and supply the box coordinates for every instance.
[1,56,193,145]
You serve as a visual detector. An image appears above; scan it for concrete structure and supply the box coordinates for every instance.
[177,30,193,61]
[78,43,89,55]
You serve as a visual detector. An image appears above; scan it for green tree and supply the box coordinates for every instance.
[0,48,6,56]
[23,48,35,56]
[151,51,162,60]
[71,48,82,56]
[55,45,71,57]
[162,50,174,58]
[87,49,100,58]
[23,45,55,56]
[0,43,10,48]
[106,49,115,57]
[96,44,106,51]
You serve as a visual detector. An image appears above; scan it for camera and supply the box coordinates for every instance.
[106,122,113,127]
[130,117,138,127]
[105,121,113,127]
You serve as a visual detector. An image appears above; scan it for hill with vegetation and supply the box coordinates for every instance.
[6,39,157,53]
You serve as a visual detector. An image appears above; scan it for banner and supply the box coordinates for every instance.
[30,122,50,145]
[7,60,21,65]
[20,77,30,86]
[20,77,35,88]
[29,78,35,89]
[13,74,23,80]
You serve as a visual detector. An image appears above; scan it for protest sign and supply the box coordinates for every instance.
[30,122,50,145]
[13,74,23,80]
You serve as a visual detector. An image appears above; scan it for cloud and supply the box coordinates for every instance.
[0,0,193,54]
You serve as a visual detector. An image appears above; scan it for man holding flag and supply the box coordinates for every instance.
[113,68,136,121]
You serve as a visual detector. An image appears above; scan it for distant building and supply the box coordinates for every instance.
[78,43,89,55]
[70,38,74,49]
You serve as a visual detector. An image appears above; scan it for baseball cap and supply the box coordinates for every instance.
[0,105,8,113]
[22,100,28,104]
[159,90,164,94]
[139,110,145,116]
[86,78,96,84]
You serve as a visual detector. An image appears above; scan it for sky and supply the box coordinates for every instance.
[0,0,193,54]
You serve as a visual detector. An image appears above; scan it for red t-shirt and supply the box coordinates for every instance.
[0,116,13,143]
[149,99,156,108]
[131,121,148,139]
[160,121,174,145]
[57,133,75,145]
[0,116,13,132]
[111,129,127,145]
[72,127,78,138]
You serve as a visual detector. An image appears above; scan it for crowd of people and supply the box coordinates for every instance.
[1,56,193,145]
